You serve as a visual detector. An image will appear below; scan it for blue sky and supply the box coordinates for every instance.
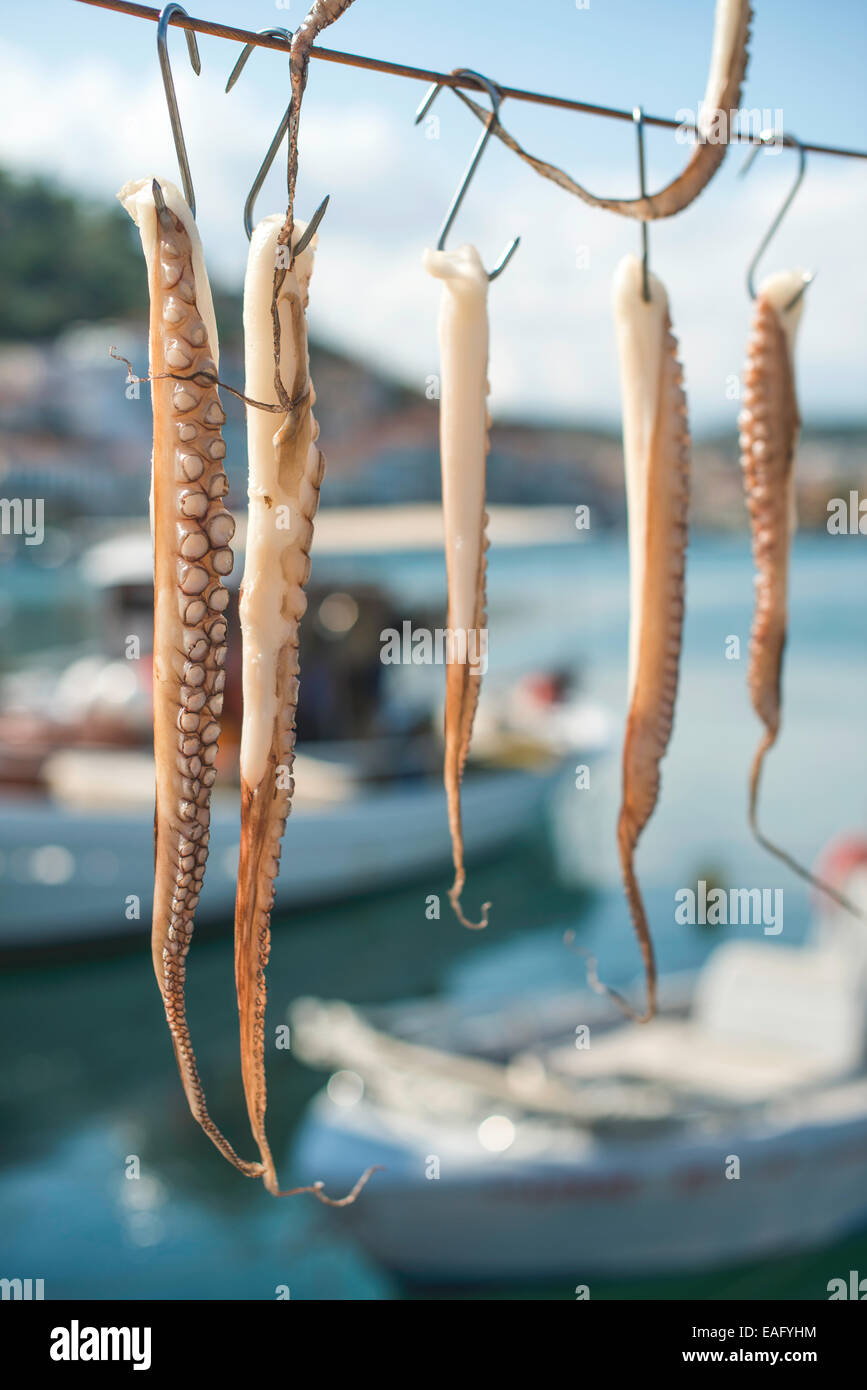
[2,0,866,430]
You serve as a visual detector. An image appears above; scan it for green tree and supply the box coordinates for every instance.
[0,169,148,340]
[0,168,242,346]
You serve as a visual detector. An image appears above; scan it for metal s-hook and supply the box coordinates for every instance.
[225,25,328,251]
[225,25,291,93]
[633,106,650,303]
[226,26,292,239]
[415,68,520,281]
[740,131,814,309]
[157,4,201,218]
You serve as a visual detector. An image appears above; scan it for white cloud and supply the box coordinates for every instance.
[1,37,865,431]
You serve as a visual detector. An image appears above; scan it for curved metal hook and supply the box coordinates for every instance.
[740,131,814,309]
[225,25,291,93]
[415,68,520,281]
[633,107,650,303]
[226,25,328,251]
[157,4,201,218]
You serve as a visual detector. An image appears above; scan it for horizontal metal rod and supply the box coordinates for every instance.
[74,0,867,162]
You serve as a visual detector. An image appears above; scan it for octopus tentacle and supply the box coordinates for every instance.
[236,215,325,1194]
[237,217,377,1204]
[229,0,374,1205]
[741,285,799,819]
[455,0,751,221]
[272,0,359,406]
[446,517,491,929]
[609,255,691,1023]
[740,276,861,918]
[425,244,493,930]
[263,1168,383,1205]
[120,177,262,1176]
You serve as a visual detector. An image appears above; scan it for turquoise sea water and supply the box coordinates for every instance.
[0,530,865,1300]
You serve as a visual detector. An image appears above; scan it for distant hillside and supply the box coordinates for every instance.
[0,169,863,528]
[0,170,143,341]
[0,168,242,346]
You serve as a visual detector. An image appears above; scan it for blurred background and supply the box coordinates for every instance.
[0,0,866,1300]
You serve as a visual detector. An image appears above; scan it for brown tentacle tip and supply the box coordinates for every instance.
[563,931,656,1025]
[269,1165,383,1205]
[449,884,491,931]
[750,726,865,921]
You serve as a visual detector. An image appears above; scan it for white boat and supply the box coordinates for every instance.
[0,527,607,950]
[0,748,571,950]
[289,847,867,1283]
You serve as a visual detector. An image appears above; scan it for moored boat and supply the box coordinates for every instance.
[0,752,569,950]
[0,524,607,949]
[288,846,867,1283]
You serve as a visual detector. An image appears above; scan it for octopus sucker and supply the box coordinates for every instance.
[457,0,751,221]
[611,254,691,1022]
[740,273,860,918]
[235,214,326,1195]
[120,176,262,1178]
[424,243,493,931]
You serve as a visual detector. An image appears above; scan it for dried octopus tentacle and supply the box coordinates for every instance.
[741,282,800,823]
[237,218,378,1203]
[424,244,493,930]
[445,531,491,929]
[608,255,691,1022]
[267,1168,383,1206]
[454,0,751,221]
[740,275,861,918]
[236,215,326,1195]
[120,176,263,1176]
[271,0,359,407]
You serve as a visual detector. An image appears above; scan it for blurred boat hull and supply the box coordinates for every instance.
[0,761,565,950]
[289,892,867,1285]
[294,1083,867,1282]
